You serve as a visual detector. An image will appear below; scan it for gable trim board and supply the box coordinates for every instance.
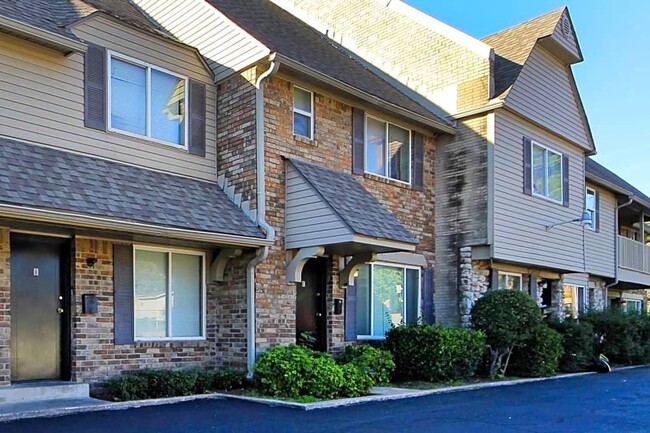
[0,15,87,54]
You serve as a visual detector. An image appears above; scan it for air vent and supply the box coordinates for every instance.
[562,16,571,38]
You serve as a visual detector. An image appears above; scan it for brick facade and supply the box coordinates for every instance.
[0,228,9,386]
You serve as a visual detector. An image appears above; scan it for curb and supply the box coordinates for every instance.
[0,365,647,420]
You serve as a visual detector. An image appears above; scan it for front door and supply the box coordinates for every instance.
[10,234,68,381]
[296,258,327,352]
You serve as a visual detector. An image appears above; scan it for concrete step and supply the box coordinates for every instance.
[0,381,89,404]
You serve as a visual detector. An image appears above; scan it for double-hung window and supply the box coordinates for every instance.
[624,299,643,312]
[532,142,563,203]
[563,285,587,317]
[497,272,523,291]
[365,116,411,183]
[356,263,420,338]
[293,87,313,139]
[109,52,188,147]
[134,247,205,340]
[585,187,597,230]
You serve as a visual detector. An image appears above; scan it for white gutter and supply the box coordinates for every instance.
[0,204,272,247]
[246,58,279,373]
[0,16,87,54]
[605,196,635,299]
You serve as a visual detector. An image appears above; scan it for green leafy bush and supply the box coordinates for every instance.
[471,290,541,378]
[581,310,650,365]
[547,319,594,372]
[385,323,486,382]
[336,345,395,385]
[107,368,249,401]
[508,324,564,377]
[253,345,375,399]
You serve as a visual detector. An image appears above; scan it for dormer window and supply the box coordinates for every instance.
[108,52,187,148]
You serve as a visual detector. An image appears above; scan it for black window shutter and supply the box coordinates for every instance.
[523,137,532,195]
[562,154,570,207]
[422,268,434,324]
[84,43,106,130]
[595,191,600,232]
[114,244,134,345]
[352,108,365,175]
[490,269,499,290]
[344,285,357,341]
[528,274,538,298]
[188,80,206,157]
[411,132,424,191]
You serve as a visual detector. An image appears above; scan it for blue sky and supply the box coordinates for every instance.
[406,0,650,196]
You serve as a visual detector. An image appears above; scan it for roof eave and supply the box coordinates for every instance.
[0,15,87,55]
[273,53,456,135]
[586,173,650,211]
[0,203,271,247]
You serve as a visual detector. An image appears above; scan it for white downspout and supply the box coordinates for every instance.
[605,195,635,304]
[246,58,279,373]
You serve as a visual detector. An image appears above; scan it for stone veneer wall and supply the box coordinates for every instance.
[0,228,9,386]
[458,247,490,327]
[248,74,436,353]
[588,277,607,311]
[72,238,248,384]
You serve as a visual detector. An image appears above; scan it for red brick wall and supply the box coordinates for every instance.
[0,228,10,385]
[254,75,436,353]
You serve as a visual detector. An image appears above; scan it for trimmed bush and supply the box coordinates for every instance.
[471,290,541,378]
[193,369,250,394]
[508,324,564,377]
[547,319,594,372]
[253,345,375,399]
[336,345,395,385]
[385,323,486,382]
[581,310,650,365]
[107,374,149,401]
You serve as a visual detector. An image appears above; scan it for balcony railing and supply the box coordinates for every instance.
[618,235,650,274]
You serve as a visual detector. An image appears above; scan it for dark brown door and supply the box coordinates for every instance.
[296,258,327,352]
[10,234,67,381]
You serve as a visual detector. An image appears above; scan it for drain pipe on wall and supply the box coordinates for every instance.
[246,57,279,373]
[605,195,635,303]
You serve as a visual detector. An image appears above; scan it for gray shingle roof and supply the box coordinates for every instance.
[586,158,650,207]
[288,159,418,245]
[0,137,264,238]
[206,0,453,129]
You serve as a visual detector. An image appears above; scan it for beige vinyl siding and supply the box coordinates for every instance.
[0,17,217,181]
[285,164,352,249]
[550,16,581,61]
[505,46,591,150]
[562,273,589,288]
[493,110,587,272]
[585,183,616,278]
[134,0,270,82]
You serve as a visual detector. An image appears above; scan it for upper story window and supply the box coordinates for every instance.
[497,272,523,291]
[356,263,420,339]
[293,86,313,139]
[108,52,187,148]
[585,187,598,231]
[532,142,563,203]
[365,115,411,183]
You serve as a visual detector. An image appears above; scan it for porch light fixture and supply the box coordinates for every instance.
[545,209,593,231]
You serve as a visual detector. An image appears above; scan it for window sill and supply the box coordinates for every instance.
[362,173,413,190]
[130,339,209,348]
[293,134,317,147]
[356,336,386,341]
[530,192,564,207]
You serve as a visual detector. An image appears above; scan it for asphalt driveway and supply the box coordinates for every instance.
[2,367,649,433]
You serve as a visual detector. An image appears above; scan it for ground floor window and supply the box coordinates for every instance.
[134,247,205,340]
[564,285,587,317]
[498,272,522,291]
[356,263,420,338]
[624,299,643,312]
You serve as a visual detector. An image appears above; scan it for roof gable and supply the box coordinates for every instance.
[586,158,650,209]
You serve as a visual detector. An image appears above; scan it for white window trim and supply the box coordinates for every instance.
[576,285,587,314]
[585,187,597,231]
[498,271,523,291]
[356,261,421,340]
[107,50,189,150]
[293,86,314,140]
[364,114,412,185]
[624,298,643,312]
[531,141,563,204]
[133,245,207,342]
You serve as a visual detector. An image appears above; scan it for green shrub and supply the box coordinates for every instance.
[107,374,149,401]
[253,345,375,399]
[508,324,564,377]
[581,310,650,365]
[191,368,250,394]
[135,369,198,399]
[547,318,594,372]
[336,345,395,385]
[471,290,541,378]
[385,323,486,382]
